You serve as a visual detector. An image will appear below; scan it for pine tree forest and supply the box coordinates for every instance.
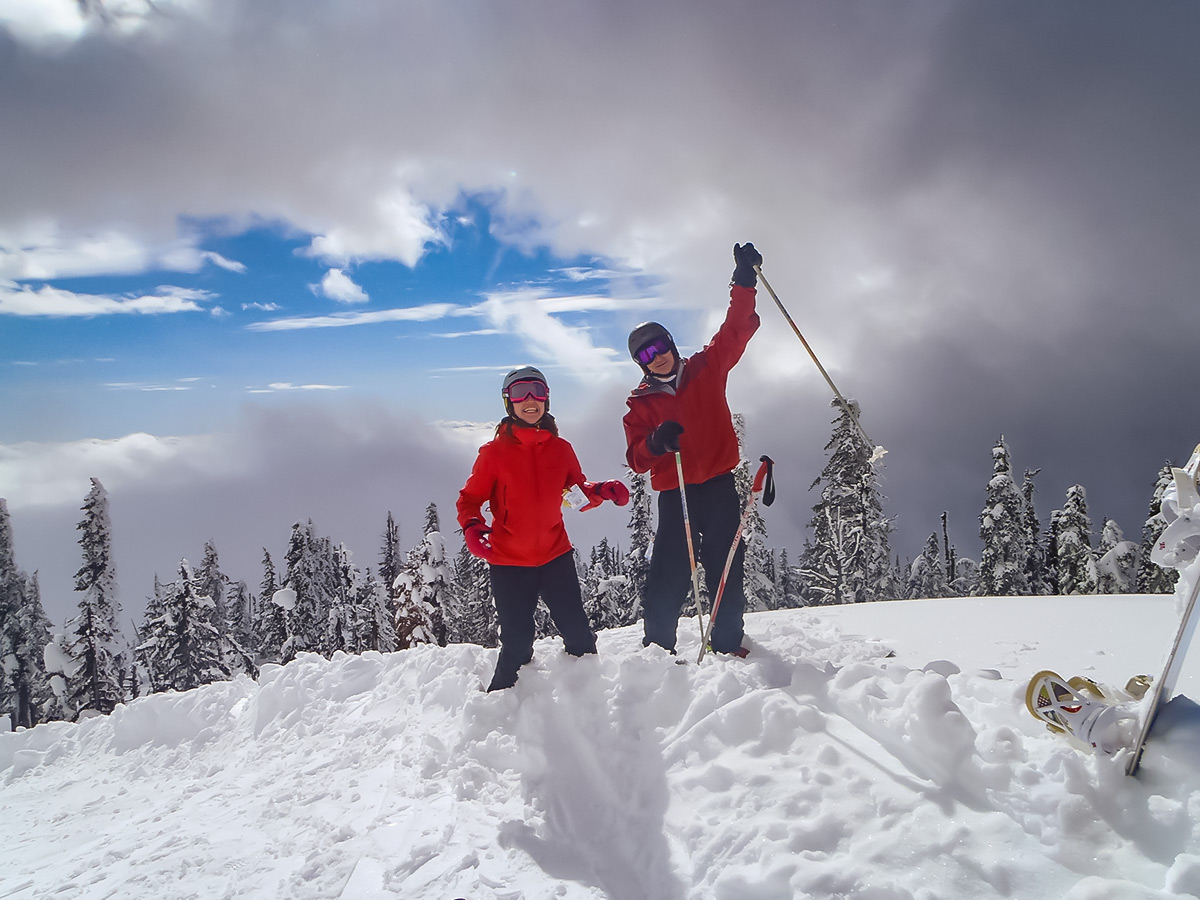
[0,418,1187,729]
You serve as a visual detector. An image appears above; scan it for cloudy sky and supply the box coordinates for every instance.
[3,0,1199,624]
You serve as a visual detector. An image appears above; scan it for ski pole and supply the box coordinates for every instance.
[698,456,775,664]
[675,450,707,646]
[754,265,887,464]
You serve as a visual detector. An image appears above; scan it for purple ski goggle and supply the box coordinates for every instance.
[635,336,673,365]
[504,379,549,402]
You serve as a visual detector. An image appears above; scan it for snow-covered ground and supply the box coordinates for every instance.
[3,595,1199,900]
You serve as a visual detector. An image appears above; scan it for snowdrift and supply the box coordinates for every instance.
[3,599,1200,900]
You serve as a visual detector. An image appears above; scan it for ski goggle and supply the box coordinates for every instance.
[503,379,549,402]
[635,336,673,365]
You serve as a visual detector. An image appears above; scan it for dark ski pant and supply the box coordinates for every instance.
[644,471,746,655]
[487,549,597,692]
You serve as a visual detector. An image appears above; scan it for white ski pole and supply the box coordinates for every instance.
[675,450,707,645]
[698,456,775,664]
[754,265,887,464]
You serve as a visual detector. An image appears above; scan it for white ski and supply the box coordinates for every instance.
[1126,443,1200,775]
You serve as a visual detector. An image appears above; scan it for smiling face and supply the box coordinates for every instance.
[646,349,676,376]
[513,395,546,425]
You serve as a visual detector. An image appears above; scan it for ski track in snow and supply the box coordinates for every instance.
[3,604,1200,899]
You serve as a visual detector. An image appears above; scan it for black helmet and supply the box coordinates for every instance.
[501,365,550,416]
[628,321,678,374]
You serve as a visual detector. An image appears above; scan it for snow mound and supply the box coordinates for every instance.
[2,603,1200,899]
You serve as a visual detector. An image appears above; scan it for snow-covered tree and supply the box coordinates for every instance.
[139,560,230,692]
[1096,519,1140,594]
[951,555,980,598]
[393,504,451,649]
[378,511,403,625]
[907,533,951,599]
[776,548,804,608]
[280,521,335,662]
[0,503,55,728]
[1054,485,1099,595]
[1137,462,1179,594]
[977,438,1030,597]
[1021,468,1051,595]
[227,579,254,655]
[584,538,630,631]
[622,468,653,625]
[254,549,287,664]
[64,478,125,717]
[352,568,397,653]
[327,544,358,655]
[800,400,893,605]
[448,543,495,647]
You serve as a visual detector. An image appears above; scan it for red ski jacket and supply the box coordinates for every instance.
[456,424,588,567]
[623,284,759,491]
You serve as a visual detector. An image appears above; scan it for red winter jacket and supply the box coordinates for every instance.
[623,284,759,491]
[456,424,587,567]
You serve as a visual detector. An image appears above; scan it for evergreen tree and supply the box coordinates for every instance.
[227,579,254,655]
[1136,463,1179,594]
[280,521,332,662]
[254,549,288,664]
[907,533,950,599]
[0,503,55,727]
[584,538,630,631]
[194,541,255,677]
[951,555,980,597]
[1044,510,1063,596]
[65,478,125,717]
[776,548,804,608]
[622,468,653,626]
[1021,468,1051,595]
[139,560,231,692]
[1055,485,1099,594]
[327,544,357,655]
[352,567,397,653]
[379,511,403,626]
[799,400,893,605]
[1096,519,1140,594]
[393,505,451,648]
[196,541,228,637]
[977,438,1030,597]
[449,543,496,647]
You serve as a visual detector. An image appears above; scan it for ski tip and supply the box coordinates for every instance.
[869,446,888,464]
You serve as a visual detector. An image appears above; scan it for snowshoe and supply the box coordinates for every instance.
[1025,669,1124,754]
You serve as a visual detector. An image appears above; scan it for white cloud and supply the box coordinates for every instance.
[256,383,348,393]
[475,288,622,379]
[304,187,442,268]
[245,303,458,331]
[317,268,369,305]
[0,224,245,281]
[0,282,209,317]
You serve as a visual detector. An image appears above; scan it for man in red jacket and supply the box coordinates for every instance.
[623,243,762,657]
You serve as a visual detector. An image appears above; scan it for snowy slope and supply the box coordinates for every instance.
[3,597,1200,900]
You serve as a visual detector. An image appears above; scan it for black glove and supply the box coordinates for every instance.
[646,420,684,456]
[732,242,762,288]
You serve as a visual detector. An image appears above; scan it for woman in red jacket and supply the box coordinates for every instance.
[623,243,762,657]
[457,366,629,692]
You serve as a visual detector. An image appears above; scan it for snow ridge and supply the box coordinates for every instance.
[3,605,1200,899]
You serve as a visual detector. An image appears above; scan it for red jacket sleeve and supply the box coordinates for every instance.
[704,284,759,373]
[623,401,659,474]
[456,445,495,529]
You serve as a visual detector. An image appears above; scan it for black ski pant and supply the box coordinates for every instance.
[487,549,597,692]
[644,471,746,655]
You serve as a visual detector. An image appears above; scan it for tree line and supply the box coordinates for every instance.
[0,409,1178,729]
